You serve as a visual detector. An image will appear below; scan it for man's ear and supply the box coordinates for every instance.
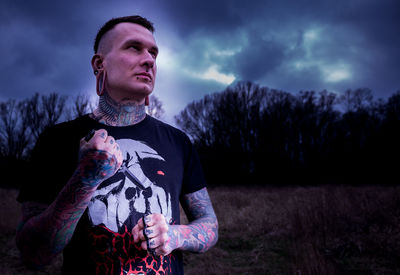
[91,54,104,73]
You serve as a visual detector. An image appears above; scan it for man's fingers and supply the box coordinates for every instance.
[143,223,168,239]
[91,129,108,144]
[132,224,141,243]
[137,214,170,256]
[132,215,171,255]
[139,239,159,254]
[78,128,123,183]
[81,129,122,162]
[143,213,166,227]
[105,136,115,145]
[149,233,168,248]
[143,215,152,226]
[143,227,156,239]
[141,240,148,251]
[116,150,123,169]
[81,129,108,145]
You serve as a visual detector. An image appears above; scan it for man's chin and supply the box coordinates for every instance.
[131,82,154,94]
[116,84,153,98]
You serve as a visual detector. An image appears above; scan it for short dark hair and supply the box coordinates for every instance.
[93,15,155,53]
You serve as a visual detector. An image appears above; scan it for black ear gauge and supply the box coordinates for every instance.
[84,129,96,142]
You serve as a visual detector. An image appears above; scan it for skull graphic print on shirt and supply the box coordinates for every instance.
[87,139,172,232]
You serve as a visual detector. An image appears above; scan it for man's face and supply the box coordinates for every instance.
[100,23,158,102]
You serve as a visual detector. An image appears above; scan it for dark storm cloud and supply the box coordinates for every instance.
[1,0,399,121]
[225,30,286,81]
[161,0,400,97]
[0,0,98,100]
[157,0,244,36]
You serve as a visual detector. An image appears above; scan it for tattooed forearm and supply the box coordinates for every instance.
[16,149,118,268]
[167,188,218,253]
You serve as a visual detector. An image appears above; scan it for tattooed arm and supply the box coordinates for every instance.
[16,129,122,269]
[133,187,218,255]
[172,187,218,253]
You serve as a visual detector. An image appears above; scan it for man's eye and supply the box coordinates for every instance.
[150,51,158,58]
[130,45,140,51]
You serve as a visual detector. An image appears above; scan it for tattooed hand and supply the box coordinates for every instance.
[16,129,124,268]
[78,129,123,186]
[132,188,219,256]
[132,214,173,256]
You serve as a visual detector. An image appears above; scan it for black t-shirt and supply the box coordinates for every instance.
[17,115,206,275]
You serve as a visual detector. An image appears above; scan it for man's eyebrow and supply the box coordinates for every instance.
[124,39,159,54]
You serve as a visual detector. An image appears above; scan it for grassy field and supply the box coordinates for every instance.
[1,185,400,274]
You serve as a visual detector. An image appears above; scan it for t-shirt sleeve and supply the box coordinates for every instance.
[180,136,207,196]
[17,126,78,204]
[17,129,53,204]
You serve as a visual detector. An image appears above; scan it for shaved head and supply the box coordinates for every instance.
[94,15,154,54]
[96,29,116,54]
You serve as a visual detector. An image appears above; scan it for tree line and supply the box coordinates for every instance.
[0,93,164,188]
[1,83,398,187]
[175,81,400,186]
[0,93,94,161]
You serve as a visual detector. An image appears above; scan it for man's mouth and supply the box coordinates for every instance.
[135,72,152,82]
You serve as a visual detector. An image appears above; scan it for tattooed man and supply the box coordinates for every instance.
[16,16,218,274]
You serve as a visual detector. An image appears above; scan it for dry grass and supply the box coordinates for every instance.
[182,186,293,275]
[1,185,400,274]
[183,185,400,274]
[0,189,62,274]
[287,185,400,274]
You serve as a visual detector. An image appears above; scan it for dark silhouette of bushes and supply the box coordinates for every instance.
[175,81,400,186]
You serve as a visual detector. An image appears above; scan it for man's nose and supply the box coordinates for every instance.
[141,51,155,69]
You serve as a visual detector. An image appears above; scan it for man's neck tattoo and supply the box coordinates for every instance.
[91,92,146,126]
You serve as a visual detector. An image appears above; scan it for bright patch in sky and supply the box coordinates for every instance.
[304,29,319,42]
[189,65,235,85]
[323,64,352,82]
[156,46,178,69]
[303,27,322,58]
[156,44,235,85]
[292,28,353,84]
[215,48,239,57]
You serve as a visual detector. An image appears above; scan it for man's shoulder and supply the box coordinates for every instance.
[40,115,93,140]
[56,114,92,129]
[147,116,190,141]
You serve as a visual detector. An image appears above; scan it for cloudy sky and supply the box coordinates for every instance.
[0,0,399,124]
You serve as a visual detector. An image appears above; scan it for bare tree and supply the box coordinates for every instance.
[19,93,67,142]
[146,95,165,119]
[174,81,355,185]
[0,99,30,159]
[64,93,96,121]
[175,81,269,181]
[74,94,95,117]
[175,95,215,145]
[42,93,67,126]
[339,88,374,112]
